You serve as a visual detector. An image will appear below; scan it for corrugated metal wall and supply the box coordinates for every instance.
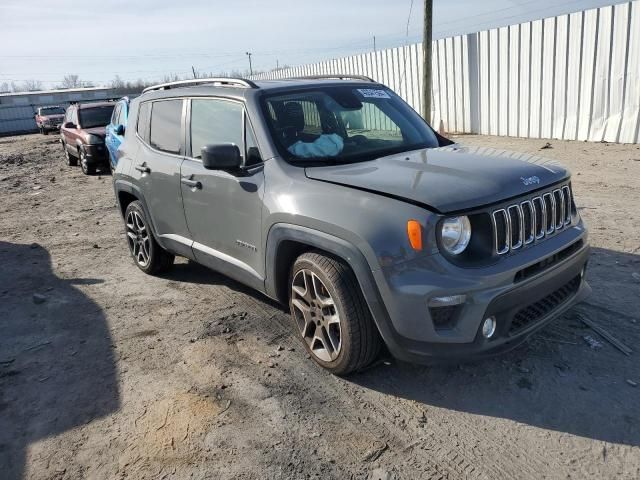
[253,1,640,144]
[0,88,122,135]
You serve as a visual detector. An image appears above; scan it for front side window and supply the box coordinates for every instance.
[262,86,439,164]
[79,105,115,128]
[190,98,242,159]
[150,99,183,154]
[110,105,121,126]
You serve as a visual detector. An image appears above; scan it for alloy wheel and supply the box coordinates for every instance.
[291,269,342,362]
[126,210,151,267]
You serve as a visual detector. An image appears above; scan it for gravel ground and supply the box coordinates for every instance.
[0,133,639,480]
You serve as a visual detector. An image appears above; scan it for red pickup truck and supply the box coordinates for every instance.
[35,106,66,135]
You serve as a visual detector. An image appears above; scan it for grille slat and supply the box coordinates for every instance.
[492,184,574,255]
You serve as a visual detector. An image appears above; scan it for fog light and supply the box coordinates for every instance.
[482,316,496,338]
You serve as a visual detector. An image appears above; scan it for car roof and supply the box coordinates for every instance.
[138,77,381,102]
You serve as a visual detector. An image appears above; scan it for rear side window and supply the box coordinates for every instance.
[190,99,242,159]
[150,100,183,154]
[136,102,152,142]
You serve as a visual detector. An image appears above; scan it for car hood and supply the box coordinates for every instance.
[83,126,106,139]
[304,145,569,213]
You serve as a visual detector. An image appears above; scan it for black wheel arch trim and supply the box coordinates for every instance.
[113,179,169,252]
[264,223,403,356]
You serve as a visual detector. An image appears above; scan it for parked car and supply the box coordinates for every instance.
[35,106,65,135]
[60,102,115,174]
[105,97,129,172]
[112,76,590,375]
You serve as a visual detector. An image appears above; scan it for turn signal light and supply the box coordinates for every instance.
[407,220,423,251]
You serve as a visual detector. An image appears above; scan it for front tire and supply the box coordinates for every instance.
[124,201,174,275]
[63,142,77,166]
[289,251,381,375]
[79,149,96,175]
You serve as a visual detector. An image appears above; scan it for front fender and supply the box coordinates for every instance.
[264,223,398,350]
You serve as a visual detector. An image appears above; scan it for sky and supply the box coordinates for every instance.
[0,0,627,89]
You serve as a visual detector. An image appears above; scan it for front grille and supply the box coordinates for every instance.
[492,184,572,255]
[509,275,581,335]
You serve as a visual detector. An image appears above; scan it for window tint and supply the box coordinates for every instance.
[150,100,183,154]
[137,102,151,141]
[190,99,242,159]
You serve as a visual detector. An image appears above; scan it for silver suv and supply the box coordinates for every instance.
[112,76,590,375]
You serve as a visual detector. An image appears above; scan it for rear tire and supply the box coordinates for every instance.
[289,251,381,375]
[124,201,174,275]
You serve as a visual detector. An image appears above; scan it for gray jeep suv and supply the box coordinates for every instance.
[112,76,590,374]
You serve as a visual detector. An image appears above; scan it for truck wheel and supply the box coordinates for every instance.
[79,149,96,175]
[124,201,174,275]
[289,251,381,375]
[63,142,77,166]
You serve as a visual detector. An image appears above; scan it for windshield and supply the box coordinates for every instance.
[262,85,440,164]
[79,105,114,128]
[41,106,65,115]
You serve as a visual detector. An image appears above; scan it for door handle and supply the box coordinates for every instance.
[134,164,150,173]
[181,177,202,189]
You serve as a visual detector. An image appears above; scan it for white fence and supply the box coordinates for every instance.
[253,1,640,144]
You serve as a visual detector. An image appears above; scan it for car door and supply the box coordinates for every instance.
[105,104,120,165]
[112,100,128,156]
[131,98,193,259]
[180,97,265,290]
[61,106,78,155]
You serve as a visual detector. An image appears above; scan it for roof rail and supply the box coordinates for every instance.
[289,74,376,82]
[142,77,258,94]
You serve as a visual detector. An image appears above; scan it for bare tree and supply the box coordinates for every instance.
[0,82,9,93]
[110,75,125,89]
[61,74,82,89]
[23,79,43,91]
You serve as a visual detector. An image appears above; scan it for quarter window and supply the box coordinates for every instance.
[190,99,242,159]
[150,99,182,154]
[137,102,151,141]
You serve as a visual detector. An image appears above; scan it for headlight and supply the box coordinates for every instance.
[86,134,103,145]
[440,216,471,255]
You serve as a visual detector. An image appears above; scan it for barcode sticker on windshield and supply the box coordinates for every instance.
[357,88,391,99]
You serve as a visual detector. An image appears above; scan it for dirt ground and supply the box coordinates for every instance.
[0,133,639,480]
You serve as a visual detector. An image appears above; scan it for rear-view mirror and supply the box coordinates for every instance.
[201,144,242,171]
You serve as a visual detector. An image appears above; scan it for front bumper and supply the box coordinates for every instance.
[368,222,590,364]
[81,144,108,164]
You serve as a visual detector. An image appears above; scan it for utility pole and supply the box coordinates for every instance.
[373,35,377,52]
[276,59,279,70]
[245,52,253,76]
[422,0,433,123]
[191,66,197,79]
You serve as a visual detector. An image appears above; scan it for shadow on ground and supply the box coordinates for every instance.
[348,246,640,447]
[0,242,119,479]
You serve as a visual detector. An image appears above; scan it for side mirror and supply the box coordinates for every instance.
[201,144,242,171]
[115,124,125,136]
[63,122,76,129]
